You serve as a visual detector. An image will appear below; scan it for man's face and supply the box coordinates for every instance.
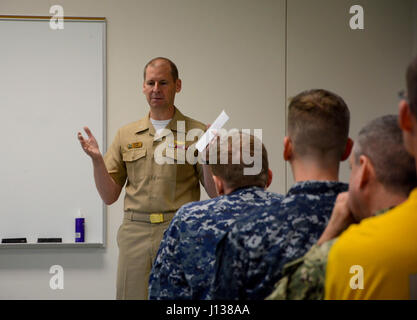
[142,62,181,110]
[347,153,366,222]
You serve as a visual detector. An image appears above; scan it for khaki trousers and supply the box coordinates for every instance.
[116,212,173,300]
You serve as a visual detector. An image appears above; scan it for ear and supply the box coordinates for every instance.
[358,155,375,189]
[283,136,293,161]
[341,138,354,161]
[175,78,182,93]
[399,100,413,132]
[212,175,225,196]
[266,169,273,189]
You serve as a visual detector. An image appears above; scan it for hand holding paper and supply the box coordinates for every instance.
[196,111,230,153]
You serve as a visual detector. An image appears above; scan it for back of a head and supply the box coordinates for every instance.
[355,114,417,197]
[288,89,350,162]
[407,56,417,116]
[208,130,269,190]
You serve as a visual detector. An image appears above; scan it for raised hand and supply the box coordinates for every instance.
[78,126,102,160]
[328,192,356,231]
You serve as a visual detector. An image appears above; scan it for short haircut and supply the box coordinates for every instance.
[406,55,417,115]
[354,114,417,197]
[143,57,179,82]
[208,130,269,190]
[288,89,350,161]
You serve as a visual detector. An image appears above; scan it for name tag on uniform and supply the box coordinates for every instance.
[127,142,143,149]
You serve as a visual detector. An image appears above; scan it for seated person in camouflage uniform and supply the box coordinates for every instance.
[213,89,353,300]
[266,114,416,300]
[148,131,283,299]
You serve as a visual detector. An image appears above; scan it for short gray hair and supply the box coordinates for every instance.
[354,114,416,196]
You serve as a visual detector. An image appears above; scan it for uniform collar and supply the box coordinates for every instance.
[373,206,394,217]
[165,106,187,133]
[287,180,348,197]
[135,106,186,137]
[228,186,265,196]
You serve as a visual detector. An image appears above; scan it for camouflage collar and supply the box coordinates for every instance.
[287,181,348,197]
[228,186,265,196]
[373,206,394,217]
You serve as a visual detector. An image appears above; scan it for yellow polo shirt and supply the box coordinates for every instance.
[104,107,206,213]
[325,189,417,300]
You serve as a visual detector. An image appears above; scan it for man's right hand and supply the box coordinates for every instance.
[317,192,357,245]
[78,126,122,205]
[78,126,102,160]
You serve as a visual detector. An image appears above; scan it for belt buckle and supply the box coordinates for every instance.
[150,213,164,224]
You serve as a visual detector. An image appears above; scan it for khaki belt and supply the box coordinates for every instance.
[124,211,176,224]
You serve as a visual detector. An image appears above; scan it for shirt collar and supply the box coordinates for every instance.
[373,206,394,217]
[135,106,186,136]
[287,180,348,197]
[228,186,265,196]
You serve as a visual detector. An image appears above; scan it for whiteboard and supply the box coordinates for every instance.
[0,17,106,247]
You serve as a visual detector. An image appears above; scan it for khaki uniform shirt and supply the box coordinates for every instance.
[104,107,206,213]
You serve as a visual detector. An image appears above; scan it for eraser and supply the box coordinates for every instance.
[2,238,27,243]
[37,238,62,243]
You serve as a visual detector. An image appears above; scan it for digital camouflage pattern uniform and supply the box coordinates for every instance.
[266,209,388,300]
[148,186,283,300]
[213,181,348,300]
[266,239,336,300]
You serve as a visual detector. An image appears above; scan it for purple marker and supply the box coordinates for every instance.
[75,210,85,243]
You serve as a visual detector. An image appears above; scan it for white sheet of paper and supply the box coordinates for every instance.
[196,110,230,152]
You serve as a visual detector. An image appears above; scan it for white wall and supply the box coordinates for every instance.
[0,0,414,299]
[286,0,414,186]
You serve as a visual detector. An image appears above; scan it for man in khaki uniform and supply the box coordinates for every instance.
[78,57,217,299]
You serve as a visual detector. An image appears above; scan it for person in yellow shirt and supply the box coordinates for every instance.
[325,56,417,300]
